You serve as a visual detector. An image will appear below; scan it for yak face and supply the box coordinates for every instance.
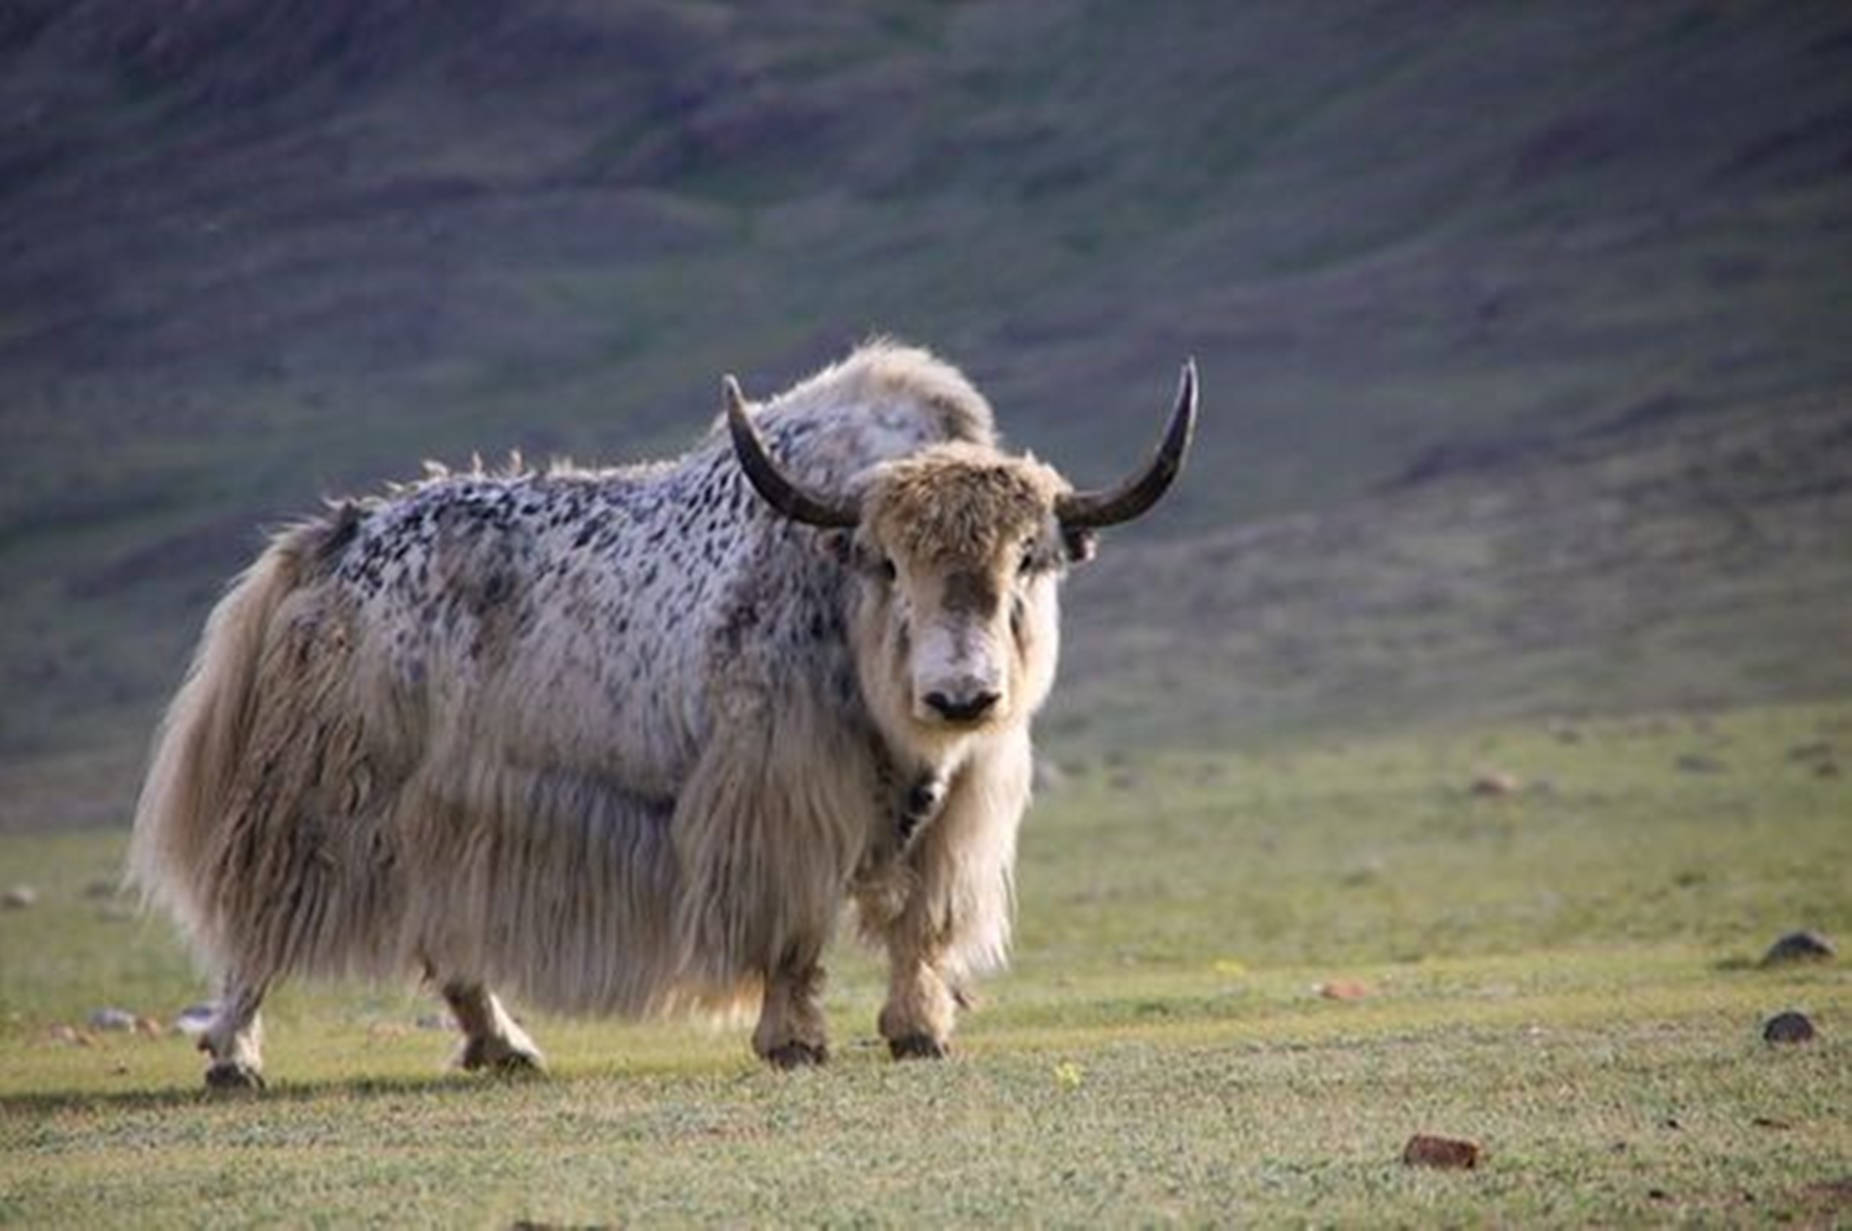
[723,359,1197,759]
[849,448,1072,741]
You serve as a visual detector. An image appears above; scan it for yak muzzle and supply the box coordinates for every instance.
[921,686,1002,725]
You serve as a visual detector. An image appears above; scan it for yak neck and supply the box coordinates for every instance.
[865,723,976,853]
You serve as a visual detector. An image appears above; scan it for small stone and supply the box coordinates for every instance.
[1318,979,1370,1001]
[1761,930,1835,967]
[1401,1134,1480,1169]
[1763,1011,1816,1044]
[2,885,37,910]
[134,1016,165,1038]
[48,1024,94,1047]
[1675,753,1724,773]
[88,1007,137,1032]
[1469,772,1519,797]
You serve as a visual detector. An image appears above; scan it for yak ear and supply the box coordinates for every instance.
[1061,525,1098,564]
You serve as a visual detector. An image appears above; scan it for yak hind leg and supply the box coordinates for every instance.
[441,981,545,1075]
[752,957,829,1069]
[200,977,268,1091]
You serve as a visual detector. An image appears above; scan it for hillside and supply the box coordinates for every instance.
[1055,389,1852,749]
[2,1,1850,826]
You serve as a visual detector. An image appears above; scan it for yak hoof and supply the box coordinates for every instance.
[203,1060,265,1092]
[763,1041,828,1070]
[455,1038,546,1076]
[888,1033,948,1061]
[480,1050,546,1078]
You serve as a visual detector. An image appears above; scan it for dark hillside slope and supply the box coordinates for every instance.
[1,1,1850,823]
[1056,389,1852,748]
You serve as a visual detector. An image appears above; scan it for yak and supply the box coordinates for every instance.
[128,341,1196,1087]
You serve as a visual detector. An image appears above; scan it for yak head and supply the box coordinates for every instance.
[725,361,1196,759]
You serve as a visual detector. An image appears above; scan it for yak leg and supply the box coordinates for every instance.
[200,976,268,1091]
[878,936,956,1060]
[441,981,545,1074]
[752,953,829,1069]
[875,731,1030,1061]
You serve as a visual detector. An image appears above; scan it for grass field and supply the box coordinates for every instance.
[2,704,1849,1225]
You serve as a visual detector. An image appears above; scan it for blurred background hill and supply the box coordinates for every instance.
[2,0,1850,826]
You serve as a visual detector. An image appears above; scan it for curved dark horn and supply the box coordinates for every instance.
[723,375,860,528]
[1056,358,1198,529]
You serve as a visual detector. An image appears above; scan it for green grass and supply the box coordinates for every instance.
[2,704,1849,1225]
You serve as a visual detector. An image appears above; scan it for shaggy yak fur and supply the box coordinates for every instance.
[129,340,1194,1087]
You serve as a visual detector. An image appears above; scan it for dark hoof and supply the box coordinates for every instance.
[888,1033,948,1061]
[203,1060,265,1092]
[456,1038,547,1076]
[484,1051,547,1078]
[763,1041,828,1070]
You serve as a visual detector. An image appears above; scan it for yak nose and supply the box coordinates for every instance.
[923,688,1001,724]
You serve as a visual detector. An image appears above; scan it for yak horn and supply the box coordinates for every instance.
[1056,359,1198,529]
[724,375,860,528]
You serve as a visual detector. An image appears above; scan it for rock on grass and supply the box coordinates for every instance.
[1763,1011,1816,1044]
[1760,930,1835,966]
[1468,771,1519,797]
[1402,1134,1481,1169]
[1318,979,1370,1001]
[2,885,36,909]
[48,1024,95,1047]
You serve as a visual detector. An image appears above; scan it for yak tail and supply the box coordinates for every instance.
[125,517,339,962]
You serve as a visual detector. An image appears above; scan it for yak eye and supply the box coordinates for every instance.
[877,557,897,582]
[1018,546,1039,575]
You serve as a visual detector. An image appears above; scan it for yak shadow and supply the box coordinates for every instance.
[0,1066,560,1117]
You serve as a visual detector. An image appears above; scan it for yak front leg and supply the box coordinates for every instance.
[441,981,545,1074]
[200,975,268,1091]
[879,935,957,1060]
[752,955,830,1069]
[875,730,1030,1061]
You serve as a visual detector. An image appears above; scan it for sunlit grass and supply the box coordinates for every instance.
[2,705,1848,1224]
